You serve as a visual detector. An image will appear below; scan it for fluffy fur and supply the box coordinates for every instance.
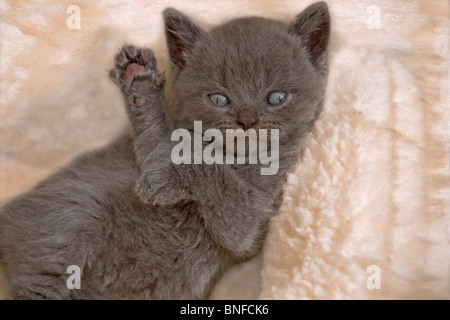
[0,0,448,299]
[0,3,329,299]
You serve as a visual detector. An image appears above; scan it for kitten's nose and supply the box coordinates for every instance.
[237,115,259,131]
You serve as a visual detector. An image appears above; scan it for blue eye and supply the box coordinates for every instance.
[208,93,229,107]
[266,91,287,106]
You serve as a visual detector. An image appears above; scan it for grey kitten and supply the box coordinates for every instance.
[0,2,330,299]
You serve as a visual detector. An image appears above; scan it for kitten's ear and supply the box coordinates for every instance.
[288,2,330,72]
[163,8,205,71]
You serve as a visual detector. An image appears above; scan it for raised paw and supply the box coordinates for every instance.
[109,45,165,106]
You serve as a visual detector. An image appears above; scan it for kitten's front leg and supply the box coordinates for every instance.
[109,45,172,140]
[109,45,188,203]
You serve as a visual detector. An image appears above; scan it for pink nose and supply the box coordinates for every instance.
[237,117,258,131]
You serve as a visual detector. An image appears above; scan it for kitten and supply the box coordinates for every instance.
[0,2,330,299]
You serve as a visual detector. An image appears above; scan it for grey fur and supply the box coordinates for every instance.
[0,2,330,299]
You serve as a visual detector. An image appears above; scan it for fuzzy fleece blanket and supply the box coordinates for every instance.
[0,0,448,299]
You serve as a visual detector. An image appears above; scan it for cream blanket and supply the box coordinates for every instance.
[0,0,448,299]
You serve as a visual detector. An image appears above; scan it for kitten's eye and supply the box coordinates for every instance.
[266,91,287,106]
[208,93,229,107]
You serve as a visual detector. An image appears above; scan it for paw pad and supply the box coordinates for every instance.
[134,97,146,106]
[109,45,162,87]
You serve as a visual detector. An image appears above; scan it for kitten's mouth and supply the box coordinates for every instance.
[173,123,279,169]
[200,128,275,159]
[183,122,278,150]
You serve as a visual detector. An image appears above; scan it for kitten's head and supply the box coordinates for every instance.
[164,2,330,145]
